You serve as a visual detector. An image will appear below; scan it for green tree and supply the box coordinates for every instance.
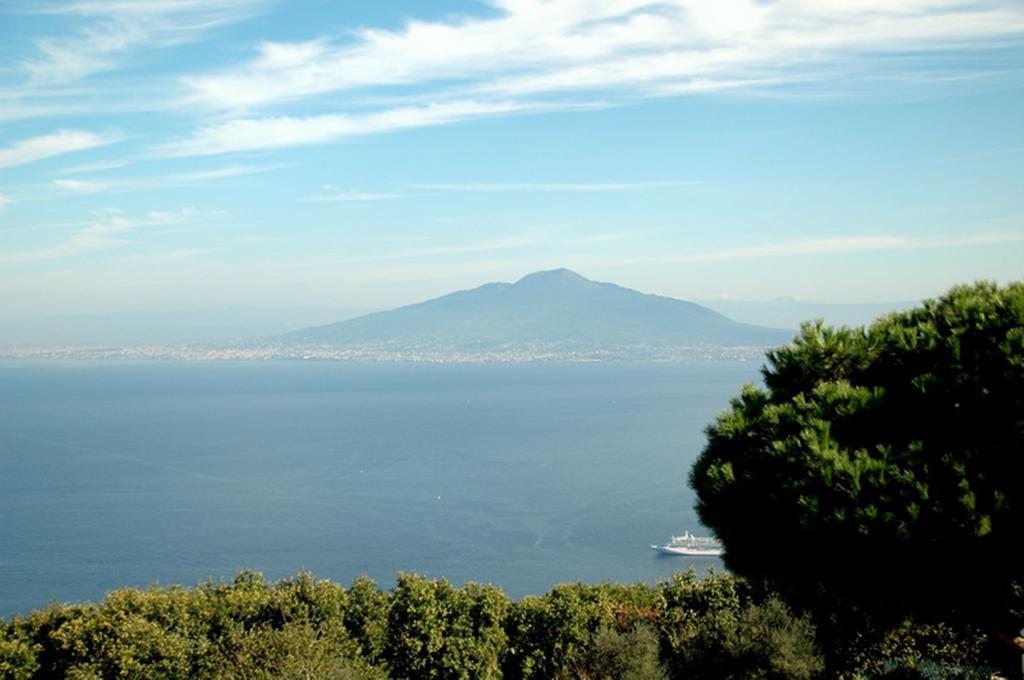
[384,573,509,680]
[2,568,832,679]
[658,571,822,680]
[718,596,824,680]
[502,582,624,680]
[343,576,391,666]
[573,624,668,680]
[690,282,1024,638]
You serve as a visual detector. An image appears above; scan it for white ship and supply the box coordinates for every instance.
[651,531,723,557]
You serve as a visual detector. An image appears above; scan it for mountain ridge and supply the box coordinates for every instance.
[275,269,792,358]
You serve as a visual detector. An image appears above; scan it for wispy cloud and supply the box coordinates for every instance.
[161,100,539,156]
[230,235,276,245]
[60,159,132,174]
[149,0,1024,158]
[54,178,106,194]
[48,164,280,196]
[333,236,545,266]
[0,195,10,211]
[111,247,219,265]
[600,232,1024,266]
[0,207,202,264]
[306,187,405,203]
[934,144,1024,165]
[157,164,283,185]
[20,0,269,84]
[305,230,638,267]
[0,130,120,169]
[0,1,271,126]
[183,0,1024,113]
[407,180,697,192]
[145,208,206,224]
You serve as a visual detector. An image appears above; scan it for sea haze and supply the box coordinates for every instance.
[0,360,761,617]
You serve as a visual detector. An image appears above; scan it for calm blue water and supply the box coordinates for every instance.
[0,360,761,617]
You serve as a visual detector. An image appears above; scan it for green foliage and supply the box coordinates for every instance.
[343,576,391,665]
[0,569,831,680]
[502,580,660,679]
[573,624,668,680]
[28,589,198,678]
[837,618,992,679]
[207,621,385,680]
[384,573,510,680]
[719,596,824,680]
[0,572,375,680]
[659,569,747,675]
[659,572,823,680]
[0,634,40,680]
[690,281,1024,629]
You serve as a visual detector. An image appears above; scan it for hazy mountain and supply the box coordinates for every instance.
[700,298,920,330]
[275,269,792,355]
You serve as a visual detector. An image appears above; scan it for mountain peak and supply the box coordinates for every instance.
[513,268,593,288]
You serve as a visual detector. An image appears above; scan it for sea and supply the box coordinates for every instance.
[0,360,762,618]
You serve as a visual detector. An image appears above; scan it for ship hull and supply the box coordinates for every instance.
[651,545,723,557]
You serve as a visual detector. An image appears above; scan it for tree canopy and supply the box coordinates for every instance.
[1,570,834,680]
[690,281,1024,629]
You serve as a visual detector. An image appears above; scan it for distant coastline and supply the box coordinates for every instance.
[0,342,773,363]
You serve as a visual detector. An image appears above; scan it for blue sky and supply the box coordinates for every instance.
[2,0,1023,344]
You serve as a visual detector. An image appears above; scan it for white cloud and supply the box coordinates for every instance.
[42,164,279,197]
[698,233,1024,261]
[163,164,281,183]
[231,235,276,245]
[0,195,10,211]
[111,247,218,265]
[162,100,537,156]
[60,159,132,174]
[407,180,697,192]
[298,230,635,268]
[150,0,1024,158]
[594,232,1024,266]
[332,237,546,266]
[145,208,199,224]
[0,207,203,265]
[306,190,405,203]
[182,0,1024,112]
[21,0,269,84]
[54,178,106,194]
[0,216,134,264]
[0,130,119,169]
[0,1,270,126]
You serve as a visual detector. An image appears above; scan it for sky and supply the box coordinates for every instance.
[1,0,1023,345]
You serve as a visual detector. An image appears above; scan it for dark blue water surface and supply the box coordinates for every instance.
[0,360,761,617]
